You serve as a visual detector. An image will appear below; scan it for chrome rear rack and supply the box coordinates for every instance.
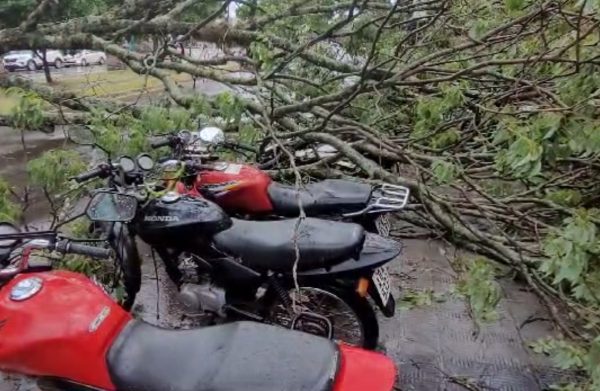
[344,183,410,217]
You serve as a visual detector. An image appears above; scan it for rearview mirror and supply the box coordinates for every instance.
[68,126,96,146]
[86,192,138,222]
[0,223,20,248]
[198,126,225,145]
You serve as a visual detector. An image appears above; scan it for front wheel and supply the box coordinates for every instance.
[267,286,379,349]
[54,59,62,69]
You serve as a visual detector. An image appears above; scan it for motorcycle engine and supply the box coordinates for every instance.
[179,282,226,316]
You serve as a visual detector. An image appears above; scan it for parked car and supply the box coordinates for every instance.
[64,50,106,66]
[2,50,65,71]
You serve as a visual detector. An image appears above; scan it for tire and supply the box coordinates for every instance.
[27,60,37,71]
[54,58,62,69]
[89,221,139,311]
[355,213,392,236]
[99,57,106,65]
[81,59,87,67]
[267,286,379,349]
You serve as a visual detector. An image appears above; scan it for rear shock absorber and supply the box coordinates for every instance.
[269,273,293,310]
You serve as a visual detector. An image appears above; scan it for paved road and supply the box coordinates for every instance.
[6,64,107,81]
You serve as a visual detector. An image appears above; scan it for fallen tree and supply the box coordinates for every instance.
[2,0,600,387]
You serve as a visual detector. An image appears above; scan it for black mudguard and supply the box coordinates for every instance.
[297,233,402,278]
[297,233,401,316]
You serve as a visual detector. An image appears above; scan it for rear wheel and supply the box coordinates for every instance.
[356,213,392,236]
[54,58,63,69]
[267,286,379,349]
[27,60,37,71]
[81,58,87,67]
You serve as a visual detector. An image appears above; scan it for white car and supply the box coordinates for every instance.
[64,50,106,66]
[2,50,65,71]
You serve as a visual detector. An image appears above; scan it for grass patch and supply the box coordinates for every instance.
[56,69,192,97]
[0,92,19,115]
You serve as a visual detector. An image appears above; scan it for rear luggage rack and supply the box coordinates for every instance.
[344,183,410,216]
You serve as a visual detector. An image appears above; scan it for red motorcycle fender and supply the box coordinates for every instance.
[333,344,397,391]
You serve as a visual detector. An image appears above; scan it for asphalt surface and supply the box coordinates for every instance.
[6,64,108,81]
[0,103,576,391]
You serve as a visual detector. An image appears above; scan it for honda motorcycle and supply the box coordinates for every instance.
[0,219,397,391]
[150,127,410,236]
[72,153,401,349]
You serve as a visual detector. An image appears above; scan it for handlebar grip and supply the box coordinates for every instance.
[56,240,113,260]
[151,138,171,149]
[73,167,104,183]
[224,141,257,154]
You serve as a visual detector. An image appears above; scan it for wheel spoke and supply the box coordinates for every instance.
[270,287,364,346]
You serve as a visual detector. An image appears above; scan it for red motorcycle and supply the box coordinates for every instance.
[150,127,409,235]
[0,216,397,390]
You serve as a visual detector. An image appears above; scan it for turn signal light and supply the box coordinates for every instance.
[356,278,369,297]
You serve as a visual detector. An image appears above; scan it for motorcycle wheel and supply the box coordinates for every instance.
[267,286,379,349]
[355,213,392,237]
[88,222,139,311]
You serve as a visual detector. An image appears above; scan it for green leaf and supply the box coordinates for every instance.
[431,160,459,185]
[530,338,586,370]
[0,176,20,222]
[544,189,583,207]
[27,150,86,194]
[456,258,501,323]
[505,0,525,12]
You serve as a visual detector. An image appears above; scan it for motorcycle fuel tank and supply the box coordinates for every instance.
[197,163,274,213]
[136,195,232,246]
[0,270,131,389]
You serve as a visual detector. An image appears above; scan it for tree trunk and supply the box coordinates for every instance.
[35,49,53,84]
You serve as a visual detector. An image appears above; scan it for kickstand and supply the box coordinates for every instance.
[150,248,160,321]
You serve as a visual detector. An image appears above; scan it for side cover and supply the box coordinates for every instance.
[0,271,131,389]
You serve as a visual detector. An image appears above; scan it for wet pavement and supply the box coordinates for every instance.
[380,235,575,390]
[0,131,574,390]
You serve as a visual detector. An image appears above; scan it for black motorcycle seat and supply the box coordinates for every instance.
[212,218,365,272]
[107,320,339,391]
[267,179,372,216]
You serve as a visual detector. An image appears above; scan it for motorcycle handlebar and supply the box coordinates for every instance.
[73,167,105,183]
[223,141,257,154]
[150,137,172,149]
[0,238,113,280]
[55,240,113,260]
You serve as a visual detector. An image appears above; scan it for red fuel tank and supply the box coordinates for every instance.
[0,270,131,389]
[195,162,274,213]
